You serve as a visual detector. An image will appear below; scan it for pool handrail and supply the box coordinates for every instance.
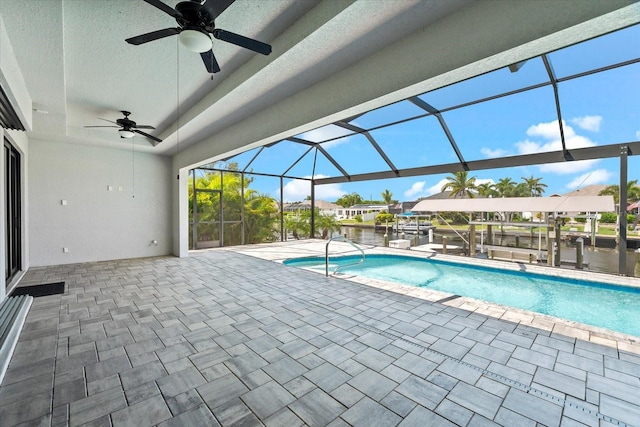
[325,235,365,276]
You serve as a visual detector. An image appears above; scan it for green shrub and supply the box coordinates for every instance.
[438,211,467,225]
[598,212,637,224]
[354,215,363,223]
[600,212,617,223]
[375,213,394,224]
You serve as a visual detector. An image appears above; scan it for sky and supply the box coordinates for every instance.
[222,24,640,204]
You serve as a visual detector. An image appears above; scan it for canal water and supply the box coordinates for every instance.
[342,226,639,276]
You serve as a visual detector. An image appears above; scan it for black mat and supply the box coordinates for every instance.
[11,282,65,297]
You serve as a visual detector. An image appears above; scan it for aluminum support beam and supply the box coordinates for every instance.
[240,172,245,245]
[199,166,313,182]
[335,121,399,176]
[287,137,350,179]
[409,97,468,170]
[619,145,629,275]
[242,146,264,173]
[280,176,284,242]
[282,146,314,176]
[542,54,572,160]
[315,141,640,185]
[310,183,316,238]
[191,170,197,249]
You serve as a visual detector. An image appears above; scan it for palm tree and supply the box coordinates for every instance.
[520,175,547,197]
[513,182,529,197]
[284,215,302,240]
[599,180,640,248]
[336,192,364,208]
[493,177,518,224]
[315,212,342,239]
[599,180,640,204]
[381,189,393,205]
[494,177,516,198]
[476,182,496,198]
[441,171,477,198]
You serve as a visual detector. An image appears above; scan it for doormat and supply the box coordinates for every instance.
[11,282,65,297]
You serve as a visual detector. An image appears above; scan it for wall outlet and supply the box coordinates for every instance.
[61,200,67,206]
[63,247,69,253]
[118,185,123,192]
[107,185,113,191]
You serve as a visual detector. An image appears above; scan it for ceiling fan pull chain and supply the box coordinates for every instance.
[132,136,135,198]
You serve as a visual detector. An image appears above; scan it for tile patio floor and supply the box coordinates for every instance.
[1,240,639,426]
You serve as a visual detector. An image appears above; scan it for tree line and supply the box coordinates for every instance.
[439,171,548,199]
[189,164,639,247]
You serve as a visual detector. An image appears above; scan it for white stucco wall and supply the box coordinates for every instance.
[29,139,172,266]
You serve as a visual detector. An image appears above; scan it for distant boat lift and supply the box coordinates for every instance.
[392,213,436,235]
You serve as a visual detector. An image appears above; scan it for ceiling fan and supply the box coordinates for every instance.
[84,111,162,145]
[125,0,272,74]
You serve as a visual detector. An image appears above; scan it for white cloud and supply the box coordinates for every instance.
[281,175,346,202]
[565,169,612,190]
[321,139,348,149]
[526,120,569,140]
[404,179,448,199]
[538,159,599,174]
[571,115,602,132]
[404,182,426,198]
[481,147,509,158]
[513,140,544,155]
[315,183,348,200]
[404,177,494,199]
[516,120,599,174]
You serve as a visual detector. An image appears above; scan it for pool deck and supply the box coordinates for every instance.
[1,240,639,426]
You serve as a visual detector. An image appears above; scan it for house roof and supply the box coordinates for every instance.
[283,200,338,211]
[561,185,608,197]
[412,196,615,213]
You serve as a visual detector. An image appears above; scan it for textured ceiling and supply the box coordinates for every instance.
[0,0,469,154]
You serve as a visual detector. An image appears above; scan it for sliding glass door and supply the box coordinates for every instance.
[5,138,21,283]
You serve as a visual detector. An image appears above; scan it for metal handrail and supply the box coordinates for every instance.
[325,235,365,276]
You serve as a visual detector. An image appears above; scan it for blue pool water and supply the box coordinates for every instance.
[284,254,640,337]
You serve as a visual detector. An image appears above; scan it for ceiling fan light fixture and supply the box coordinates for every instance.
[179,28,212,53]
[119,129,135,139]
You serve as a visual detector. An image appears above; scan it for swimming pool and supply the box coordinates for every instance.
[284,254,640,337]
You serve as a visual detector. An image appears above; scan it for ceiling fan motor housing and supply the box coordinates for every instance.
[175,1,215,30]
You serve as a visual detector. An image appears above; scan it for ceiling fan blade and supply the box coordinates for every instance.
[213,29,272,55]
[134,125,155,129]
[143,0,181,18]
[126,27,181,45]
[200,0,235,21]
[201,50,221,73]
[98,118,119,125]
[133,129,162,144]
[84,126,119,128]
